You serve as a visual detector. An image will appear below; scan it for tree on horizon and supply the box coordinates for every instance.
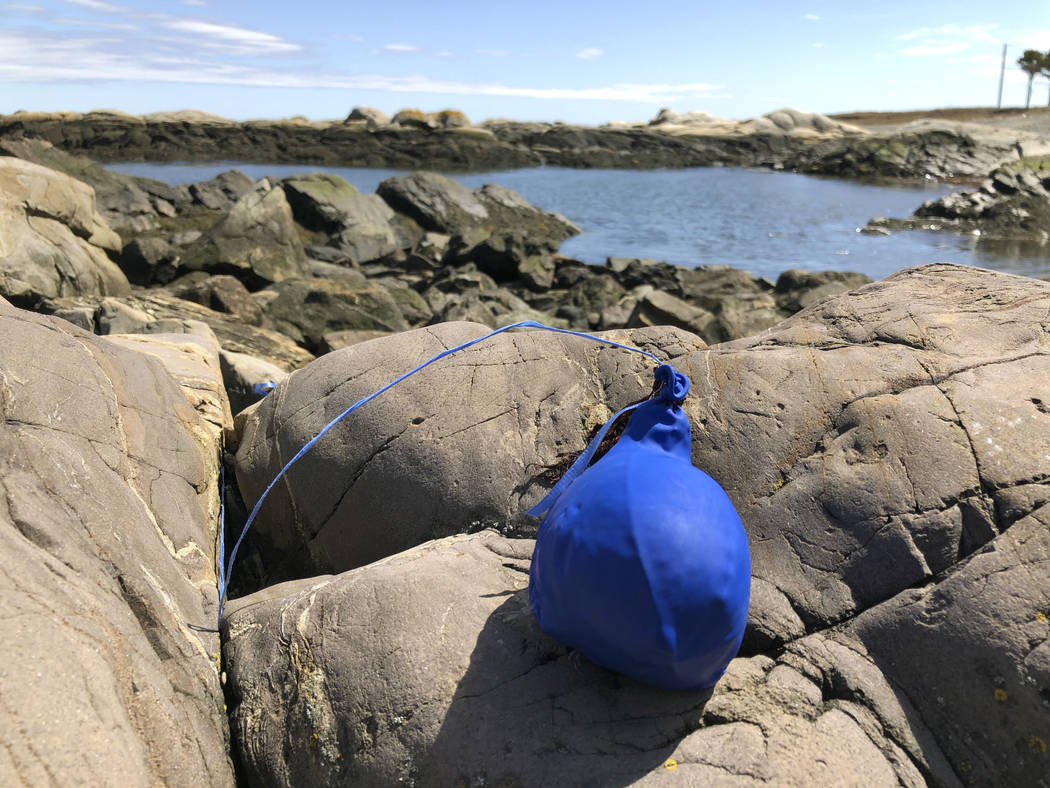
[1017,49,1046,109]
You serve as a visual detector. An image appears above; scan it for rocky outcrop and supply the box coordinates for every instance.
[0,296,234,786]
[377,172,580,280]
[222,532,958,787]
[180,180,311,287]
[225,263,1049,787]
[867,165,1050,241]
[791,120,1050,179]
[282,172,407,264]
[0,156,129,306]
[42,291,314,372]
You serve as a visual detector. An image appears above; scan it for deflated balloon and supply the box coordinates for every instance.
[528,364,751,691]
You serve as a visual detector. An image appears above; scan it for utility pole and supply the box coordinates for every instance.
[997,43,1007,108]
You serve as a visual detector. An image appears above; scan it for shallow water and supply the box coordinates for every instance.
[107,161,1050,281]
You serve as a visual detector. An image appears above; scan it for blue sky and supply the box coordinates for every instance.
[2,1,1049,124]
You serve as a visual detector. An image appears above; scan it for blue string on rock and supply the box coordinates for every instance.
[216,320,663,625]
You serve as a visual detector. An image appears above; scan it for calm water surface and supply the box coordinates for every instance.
[107,161,1050,281]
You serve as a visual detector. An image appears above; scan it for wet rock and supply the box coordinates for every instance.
[0,297,234,787]
[868,165,1050,241]
[0,157,129,306]
[180,180,310,288]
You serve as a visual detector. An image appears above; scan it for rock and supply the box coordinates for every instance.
[0,157,129,306]
[344,106,390,128]
[318,329,393,353]
[119,236,179,286]
[846,505,1050,788]
[794,120,1044,179]
[257,277,410,353]
[607,256,681,291]
[43,291,314,372]
[0,296,234,786]
[104,327,233,441]
[222,532,950,787]
[773,268,874,312]
[188,169,254,211]
[869,165,1050,241]
[391,108,435,129]
[281,173,404,264]
[169,274,265,326]
[219,349,289,416]
[180,181,310,288]
[171,229,203,247]
[0,135,171,230]
[377,173,579,280]
[377,171,488,236]
[628,289,716,339]
[232,322,702,583]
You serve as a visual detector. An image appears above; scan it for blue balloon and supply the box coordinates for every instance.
[528,364,751,690]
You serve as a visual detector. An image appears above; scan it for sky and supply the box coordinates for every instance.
[2,1,1050,125]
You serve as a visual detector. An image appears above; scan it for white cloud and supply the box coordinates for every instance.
[0,30,725,104]
[812,42,825,48]
[803,13,820,20]
[576,47,603,60]
[163,19,301,53]
[381,43,420,53]
[895,24,997,42]
[53,17,137,29]
[902,43,972,56]
[65,0,121,10]
[182,0,208,5]
[4,3,45,10]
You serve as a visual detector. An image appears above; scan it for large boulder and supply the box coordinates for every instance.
[233,323,701,583]
[281,173,405,264]
[0,157,129,305]
[0,297,234,786]
[188,169,254,212]
[222,531,953,787]
[377,172,580,280]
[180,180,310,288]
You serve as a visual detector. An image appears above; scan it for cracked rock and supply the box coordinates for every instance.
[0,296,234,786]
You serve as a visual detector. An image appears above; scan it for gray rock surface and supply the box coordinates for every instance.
[169,273,265,326]
[868,165,1050,241]
[0,296,234,787]
[119,236,179,285]
[222,532,954,787]
[233,322,703,582]
[44,290,314,372]
[180,180,310,287]
[220,348,289,416]
[257,277,410,353]
[188,169,254,212]
[282,173,405,264]
[0,157,129,305]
